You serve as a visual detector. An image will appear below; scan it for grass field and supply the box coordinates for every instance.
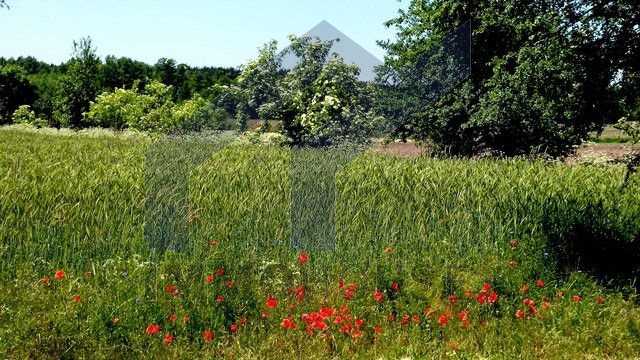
[1,126,640,358]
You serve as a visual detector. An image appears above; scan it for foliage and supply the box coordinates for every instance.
[172,94,228,132]
[0,65,36,124]
[86,86,152,130]
[380,0,638,157]
[59,37,101,128]
[615,118,640,185]
[1,129,640,357]
[11,105,46,127]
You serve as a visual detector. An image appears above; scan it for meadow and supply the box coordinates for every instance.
[1,126,640,358]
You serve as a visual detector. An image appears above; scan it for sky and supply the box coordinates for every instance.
[0,0,407,68]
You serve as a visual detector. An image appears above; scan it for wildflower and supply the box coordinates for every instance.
[535,279,545,288]
[510,240,519,247]
[239,317,247,325]
[281,317,296,330]
[448,295,457,304]
[298,252,309,264]
[528,306,536,315]
[351,329,362,338]
[169,314,177,322]
[290,286,305,302]
[320,307,335,318]
[266,296,278,309]
[387,314,395,322]
[165,283,179,297]
[391,282,400,292]
[203,331,214,341]
[373,288,385,303]
[225,280,234,288]
[424,307,435,317]
[476,293,487,304]
[375,325,383,334]
[84,271,93,276]
[54,270,65,280]
[183,316,190,324]
[386,247,393,254]
[596,296,604,304]
[465,289,473,298]
[216,295,225,304]
[481,283,491,294]
[488,291,499,304]
[355,318,365,327]
[340,305,348,313]
[344,284,357,300]
[462,320,470,327]
[164,333,174,344]
[515,309,525,319]
[73,295,81,303]
[438,314,449,326]
[412,315,420,324]
[400,314,410,326]
[146,324,161,335]
[509,260,517,268]
[542,301,551,309]
[521,284,530,292]
[457,310,468,321]
[523,298,536,307]
[573,295,581,303]
[209,241,218,247]
[230,324,239,333]
[205,274,214,284]
[450,342,459,350]
[113,317,120,325]
[215,268,225,277]
[40,277,50,286]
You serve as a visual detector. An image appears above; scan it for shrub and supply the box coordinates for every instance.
[172,94,228,132]
[12,105,47,127]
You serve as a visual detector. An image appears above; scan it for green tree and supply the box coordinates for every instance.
[59,37,101,128]
[0,65,36,124]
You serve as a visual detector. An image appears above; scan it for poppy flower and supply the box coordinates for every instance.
[216,295,225,304]
[203,331,214,341]
[261,311,268,319]
[230,324,239,333]
[465,289,473,298]
[596,296,604,304]
[523,298,535,307]
[183,316,190,324]
[281,317,296,330]
[509,260,517,268]
[462,320,470,327]
[73,295,81,303]
[225,281,234,288]
[535,279,545,288]
[146,324,160,335]
[320,307,335,318]
[375,325,383,334]
[391,282,400,292]
[340,305,348,313]
[521,284,530,292]
[165,283,179,297]
[528,306,536,315]
[457,310,468,321]
[481,283,491,294]
[54,270,65,280]
[573,295,581,303]
[448,295,457,304]
[400,314,410,326]
[169,314,177,322]
[510,240,519,247]
[386,247,393,254]
[298,252,309,264]
[209,241,218,247]
[373,288,385,303]
[438,314,449,326]
[411,315,420,324]
[266,296,278,309]
[542,301,551,309]
[450,342,459,350]
[164,333,174,344]
[387,314,395,322]
[515,309,525,319]
[40,277,51,285]
[351,329,362,339]
[215,268,225,277]
[355,318,365,327]
[476,293,487,304]
[488,291,499,304]
[205,274,214,284]
[239,317,247,325]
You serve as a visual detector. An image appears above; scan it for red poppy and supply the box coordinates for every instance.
[215,268,225,277]
[535,279,545,288]
[298,252,309,264]
[523,298,535,307]
[183,316,190,324]
[462,320,470,327]
[113,317,120,325]
[465,289,473,298]
[488,291,499,304]
[400,314,410,326]
[281,317,296,330]
[457,310,468,321]
[340,305,348,313]
[509,260,517,268]
[450,342,459,350]
[351,329,362,339]
[375,325,383,334]
[521,284,530,292]
[40,277,51,285]
[448,295,457,304]
[203,330,214,341]
[205,274,214,284]
[373,288,385,303]
[54,270,65,280]
[164,333,174,344]
[216,295,225,304]
[438,314,449,326]
[146,324,160,335]
[225,280,234,288]
[73,295,81,303]
[424,307,434,317]
[320,307,335,318]
[261,311,268,319]
[542,301,551,309]
[596,296,604,304]
[528,306,536,315]
[355,318,365,327]
[476,293,487,304]
[230,324,239,333]
[266,296,278,309]
[239,317,247,325]
[387,314,395,322]
[481,283,491,294]
[411,315,420,324]
[165,283,179,297]
[386,247,393,254]
[169,314,177,322]
[510,240,519,247]
[573,295,581,303]
[209,241,218,247]
[515,309,525,319]
[391,282,400,292]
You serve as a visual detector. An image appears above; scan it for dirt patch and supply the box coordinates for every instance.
[370,140,425,158]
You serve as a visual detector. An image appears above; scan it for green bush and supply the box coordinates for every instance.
[12,105,47,127]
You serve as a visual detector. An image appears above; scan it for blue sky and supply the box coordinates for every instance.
[0,0,407,67]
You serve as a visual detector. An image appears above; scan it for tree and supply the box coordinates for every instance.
[59,37,101,128]
[0,65,36,124]
[102,55,152,91]
[380,0,638,157]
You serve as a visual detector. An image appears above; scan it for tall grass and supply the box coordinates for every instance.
[1,127,640,358]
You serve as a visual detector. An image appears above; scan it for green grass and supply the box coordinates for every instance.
[1,126,640,358]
